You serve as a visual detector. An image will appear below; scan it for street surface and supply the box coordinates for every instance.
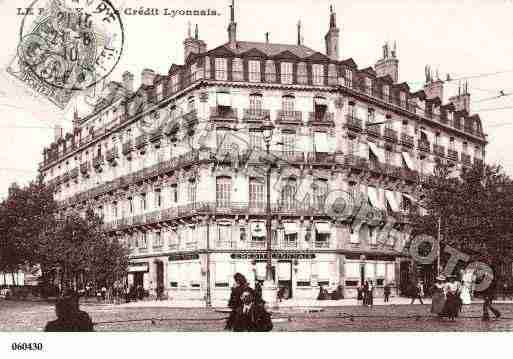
[1,299,513,331]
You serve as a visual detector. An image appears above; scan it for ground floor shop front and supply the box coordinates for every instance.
[128,251,411,304]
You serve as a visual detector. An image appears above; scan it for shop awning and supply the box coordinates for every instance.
[283,222,298,235]
[314,97,327,106]
[367,186,381,209]
[368,142,384,162]
[385,190,400,212]
[315,222,331,234]
[401,152,416,170]
[314,131,329,152]
[216,92,231,107]
[251,221,266,237]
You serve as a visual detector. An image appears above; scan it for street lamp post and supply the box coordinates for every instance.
[261,119,277,306]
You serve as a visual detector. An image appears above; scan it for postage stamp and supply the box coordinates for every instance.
[6,0,124,109]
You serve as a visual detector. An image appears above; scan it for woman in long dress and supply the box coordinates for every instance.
[443,276,460,320]
[460,282,472,305]
[431,275,446,316]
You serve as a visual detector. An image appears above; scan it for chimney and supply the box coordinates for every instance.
[423,65,444,100]
[141,69,156,87]
[54,124,63,142]
[265,32,269,43]
[375,41,399,83]
[227,0,237,49]
[72,107,80,131]
[449,81,471,113]
[297,20,302,45]
[122,71,134,92]
[183,23,207,60]
[324,5,340,60]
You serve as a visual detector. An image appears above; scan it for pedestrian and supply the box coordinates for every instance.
[431,275,446,317]
[330,285,344,300]
[225,273,254,331]
[383,282,391,303]
[44,293,94,332]
[443,276,460,321]
[317,285,329,300]
[254,281,264,305]
[410,280,424,305]
[230,290,273,332]
[101,285,107,301]
[482,268,501,321]
[357,282,363,303]
[367,280,374,306]
[502,282,508,301]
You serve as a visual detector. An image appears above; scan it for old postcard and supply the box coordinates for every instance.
[0,0,512,357]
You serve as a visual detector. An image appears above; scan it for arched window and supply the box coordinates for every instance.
[216,176,231,207]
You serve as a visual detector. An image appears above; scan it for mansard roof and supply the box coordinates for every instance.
[340,58,357,68]
[395,82,410,92]
[359,67,376,77]
[222,41,318,58]
[411,90,426,100]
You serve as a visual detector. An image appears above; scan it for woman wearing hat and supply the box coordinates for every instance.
[444,275,461,320]
[431,275,446,316]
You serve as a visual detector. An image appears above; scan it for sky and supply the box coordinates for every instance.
[1,0,513,199]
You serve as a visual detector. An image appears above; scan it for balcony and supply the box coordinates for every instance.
[80,162,90,176]
[307,152,334,164]
[433,144,445,157]
[122,141,133,158]
[249,240,266,249]
[345,115,363,132]
[135,135,147,153]
[400,133,414,148]
[183,109,198,127]
[69,167,79,180]
[92,155,104,171]
[282,239,298,249]
[106,147,119,164]
[308,111,334,124]
[461,153,472,165]
[447,149,459,162]
[417,140,430,153]
[210,106,238,120]
[149,128,163,146]
[243,108,270,122]
[365,124,381,138]
[278,151,304,164]
[163,121,180,137]
[344,154,368,171]
[383,128,398,143]
[216,240,236,249]
[276,110,302,124]
[314,240,330,249]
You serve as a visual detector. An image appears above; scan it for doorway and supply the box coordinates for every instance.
[277,261,293,299]
[134,272,144,288]
[155,261,164,298]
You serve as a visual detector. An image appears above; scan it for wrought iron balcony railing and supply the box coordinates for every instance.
[433,144,445,157]
[400,133,414,148]
[276,110,302,123]
[345,115,363,132]
[417,140,431,153]
[447,149,459,161]
[243,108,270,121]
[308,112,334,123]
[383,128,398,143]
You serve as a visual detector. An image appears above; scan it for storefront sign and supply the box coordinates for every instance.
[128,263,149,273]
[169,253,200,261]
[230,252,315,260]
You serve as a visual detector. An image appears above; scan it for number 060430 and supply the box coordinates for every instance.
[11,342,43,351]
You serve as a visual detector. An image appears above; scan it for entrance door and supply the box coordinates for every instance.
[360,264,365,286]
[134,272,144,288]
[400,261,410,296]
[277,261,292,299]
[156,262,164,298]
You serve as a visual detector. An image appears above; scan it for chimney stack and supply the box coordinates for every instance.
[141,69,156,87]
[54,124,63,142]
[265,32,269,43]
[184,23,207,60]
[375,41,399,83]
[423,65,444,101]
[297,20,302,45]
[122,71,134,92]
[227,0,237,49]
[449,81,471,113]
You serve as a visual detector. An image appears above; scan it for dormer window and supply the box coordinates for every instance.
[297,62,307,84]
[400,92,407,107]
[312,64,324,86]
[383,85,390,102]
[248,60,261,82]
[215,58,228,81]
[265,60,276,82]
[344,68,352,88]
[280,62,293,84]
[365,77,372,96]
[232,58,243,81]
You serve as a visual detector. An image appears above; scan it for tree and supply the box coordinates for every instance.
[409,163,513,280]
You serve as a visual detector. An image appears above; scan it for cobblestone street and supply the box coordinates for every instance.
[2,299,513,332]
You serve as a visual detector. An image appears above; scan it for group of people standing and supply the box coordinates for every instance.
[430,275,478,320]
[357,280,375,306]
[225,273,273,332]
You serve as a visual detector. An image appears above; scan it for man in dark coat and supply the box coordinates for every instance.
[231,290,273,332]
[44,294,94,332]
[482,268,501,321]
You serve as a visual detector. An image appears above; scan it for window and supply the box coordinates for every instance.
[156,83,163,101]
[140,193,147,212]
[140,232,148,249]
[281,131,296,155]
[216,177,231,207]
[215,58,228,80]
[282,95,295,112]
[216,128,231,153]
[187,96,195,113]
[367,108,375,123]
[434,133,440,146]
[112,201,118,219]
[348,102,356,118]
[218,224,231,243]
[249,60,261,82]
[154,231,162,248]
[155,189,162,208]
[401,195,411,212]
[297,62,307,84]
[347,137,357,155]
[462,141,468,154]
[232,58,243,81]
[383,85,390,102]
[312,64,324,85]
[249,178,264,209]
[280,62,293,84]
[128,197,133,213]
[313,179,328,210]
[265,60,276,82]
[249,93,263,111]
[281,178,297,209]
[328,63,337,85]
[345,68,352,88]
[400,92,407,107]
[385,149,392,164]
[365,77,372,95]
[249,130,263,150]
[171,184,178,203]
[188,180,196,204]
[170,74,179,93]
